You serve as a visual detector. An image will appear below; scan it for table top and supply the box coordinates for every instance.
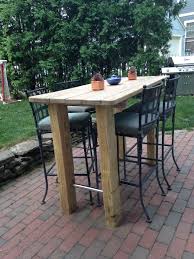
[29,76,167,106]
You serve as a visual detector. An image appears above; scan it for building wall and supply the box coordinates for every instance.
[170,18,185,56]
[179,0,194,16]
[179,0,194,55]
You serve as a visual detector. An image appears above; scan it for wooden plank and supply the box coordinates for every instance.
[147,129,156,166]
[63,77,156,105]
[103,76,167,103]
[30,76,168,106]
[29,84,91,104]
[96,105,121,228]
[51,76,166,106]
[48,104,77,214]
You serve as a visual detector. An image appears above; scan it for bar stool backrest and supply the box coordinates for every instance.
[52,80,81,92]
[163,75,180,113]
[25,87,49,130]
[140,83,163,128]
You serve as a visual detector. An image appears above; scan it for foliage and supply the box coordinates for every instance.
[132,49,165,76]
[0,101,35,148]
[131,0,185,75]
[0,0,185,92]
[170,96,194,130]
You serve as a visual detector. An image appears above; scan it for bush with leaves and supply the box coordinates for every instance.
[0,0,185,94]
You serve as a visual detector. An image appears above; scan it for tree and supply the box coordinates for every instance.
[0,0,185,92]
[131,0,185,75]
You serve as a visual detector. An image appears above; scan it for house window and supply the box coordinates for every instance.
[185,20,194,55]
[186,22,194,38]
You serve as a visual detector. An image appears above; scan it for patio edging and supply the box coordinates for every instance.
[0,137,54,184]
[0,129,188,184]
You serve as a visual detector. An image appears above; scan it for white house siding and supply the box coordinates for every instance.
[179,0,194,55]
[179,0,194,16]
[169,37,182,56]
[170,18,185,56]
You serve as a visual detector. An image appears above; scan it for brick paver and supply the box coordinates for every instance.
[139,229,158,249]
[175,221,191,240]
[0,130,194,258]
[185,233,194,254]
[149,242,168,259]
[167,237,186,258]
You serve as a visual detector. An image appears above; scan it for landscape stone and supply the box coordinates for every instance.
[10,140,39,156]
[0,150,14,165]
[0,139,54,183]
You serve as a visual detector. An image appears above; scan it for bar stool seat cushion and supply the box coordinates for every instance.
[115,112,156,138]
[68,106,95,113]
[38,112,91,132]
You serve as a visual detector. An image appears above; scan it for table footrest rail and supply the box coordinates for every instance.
[73,184,103,193]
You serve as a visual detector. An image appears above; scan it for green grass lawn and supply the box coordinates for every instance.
[0,96,194,149]
[0,101,35,149]
[169,96,194,130]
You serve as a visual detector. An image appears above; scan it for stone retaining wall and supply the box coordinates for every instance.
[0,137,54,183]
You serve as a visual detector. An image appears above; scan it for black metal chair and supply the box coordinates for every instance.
[52,80,95,114]
[124,76,180,191]
[53,80,81,90]
[115,83,165,222]
[25,87,99,205]
[52,80,99,201]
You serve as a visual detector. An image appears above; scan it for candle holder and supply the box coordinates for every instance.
[91,73,104,91]
[128,66,137,80]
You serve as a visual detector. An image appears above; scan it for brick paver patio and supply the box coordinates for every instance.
[1,130,194,259]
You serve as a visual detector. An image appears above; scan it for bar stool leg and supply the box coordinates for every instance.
[171,109,180,172]
[38,132,49,205]
[123,136,127,180]
[155,123,166,196]
[138,136,151,223]
[116,137,121,183]
[82,131,93,205]
[93,132,101,206]
[161,118,172,191]
[88,127,95,172]
[90,123,101,206]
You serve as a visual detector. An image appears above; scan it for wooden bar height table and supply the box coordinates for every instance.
[30,76,167,228]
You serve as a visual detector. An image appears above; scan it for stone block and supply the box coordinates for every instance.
[0,150,14,166]
[10,140,39,156]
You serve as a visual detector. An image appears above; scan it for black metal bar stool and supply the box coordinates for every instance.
[124,75,180,191]
[52,80,100,204]
[115,83,165,223]
[25,87,99,205]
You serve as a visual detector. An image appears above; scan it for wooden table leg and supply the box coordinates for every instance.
[147,128,156,166]
[48,104,77,214]
[114,101,128,159]
[96,105,121,228]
